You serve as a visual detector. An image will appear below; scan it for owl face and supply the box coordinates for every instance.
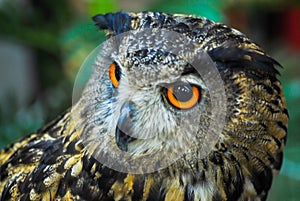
[74,28,225,173]
[110,50,209,151]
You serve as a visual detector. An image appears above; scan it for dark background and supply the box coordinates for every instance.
[0,0,299,200]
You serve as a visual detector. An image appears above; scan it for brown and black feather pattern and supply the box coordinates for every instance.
[0,11,288,201]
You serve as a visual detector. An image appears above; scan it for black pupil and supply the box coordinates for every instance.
[114,63,121,81]
[173,84,193,102]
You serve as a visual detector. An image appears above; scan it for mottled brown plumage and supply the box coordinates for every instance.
[0,11,288,201]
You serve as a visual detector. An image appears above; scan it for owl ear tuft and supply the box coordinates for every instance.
[208,45,280,76]
[92,12,132,36]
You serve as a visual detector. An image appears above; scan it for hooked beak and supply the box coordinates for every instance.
[115,101,137,152]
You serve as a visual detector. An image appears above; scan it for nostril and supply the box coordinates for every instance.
[120,101,136,118]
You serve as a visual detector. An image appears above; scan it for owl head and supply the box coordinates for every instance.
[72,12,287,174]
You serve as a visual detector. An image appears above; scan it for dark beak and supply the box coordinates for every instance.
[115,101,137,152]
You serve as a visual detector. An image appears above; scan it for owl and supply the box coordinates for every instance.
[0,11,288,201]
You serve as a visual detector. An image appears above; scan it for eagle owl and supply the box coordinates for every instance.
[0,11,288,201]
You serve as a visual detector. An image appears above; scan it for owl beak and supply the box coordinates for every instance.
[115,101,137,152]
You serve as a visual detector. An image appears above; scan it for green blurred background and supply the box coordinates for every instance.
[0,0,299,200]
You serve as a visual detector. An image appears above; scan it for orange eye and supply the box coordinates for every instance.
[109,62,121,87]
[166,83,200,109]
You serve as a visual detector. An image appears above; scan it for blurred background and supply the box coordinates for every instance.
[0,0,299,200]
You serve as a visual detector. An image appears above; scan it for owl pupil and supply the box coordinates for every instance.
[114,63,121,81]
[173,85,193,102]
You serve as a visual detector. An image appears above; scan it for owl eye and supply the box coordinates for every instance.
[109,62,121,87]
[166,83,200,109]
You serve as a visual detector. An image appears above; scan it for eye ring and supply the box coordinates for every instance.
[166,83,200,109]
[109,62,121,87]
